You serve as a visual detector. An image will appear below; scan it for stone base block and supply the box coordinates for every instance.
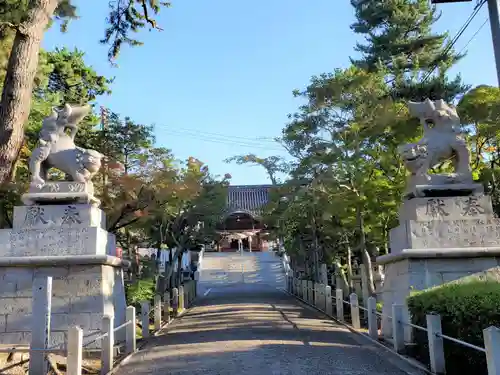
[22,182,99,206]
[0,227,116,257]
[0,256,128,349]
[376,248,500,342]
[390,219,500,253]
[12,204,106,230]
[398,195,493,221]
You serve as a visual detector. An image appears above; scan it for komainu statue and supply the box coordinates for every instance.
[29,104,106,188]
[398,99,473,196]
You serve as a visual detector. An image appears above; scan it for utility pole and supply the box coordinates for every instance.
[487,0,500,85]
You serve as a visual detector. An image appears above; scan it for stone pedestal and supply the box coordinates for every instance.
[377,185,500,341]
[0,189,128,348]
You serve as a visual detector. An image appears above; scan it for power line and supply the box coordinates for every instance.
[159,129,286,151]
[459,17,489,54]
[421,0,486,83]
[154,125,280,144]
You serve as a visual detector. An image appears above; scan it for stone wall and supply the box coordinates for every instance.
[0,262,125,348]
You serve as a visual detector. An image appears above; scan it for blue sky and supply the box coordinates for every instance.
[43,0,496,185]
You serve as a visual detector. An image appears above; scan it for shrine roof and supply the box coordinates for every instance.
[226,184,274,217]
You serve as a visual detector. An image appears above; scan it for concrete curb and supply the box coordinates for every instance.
[108,296,199,375]
[278,287,431,375]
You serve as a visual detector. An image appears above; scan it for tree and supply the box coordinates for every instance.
[140,157,229,292]
[0,0,170,184]
[458,85,500,213]
[225,154,288,185]
[350,0,467,101]
[272,66,408,293]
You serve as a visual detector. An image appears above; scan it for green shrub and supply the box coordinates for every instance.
[407,280,500,374]
[125,277,156,309]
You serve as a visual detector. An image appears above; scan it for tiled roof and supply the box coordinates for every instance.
[226,185,273,217]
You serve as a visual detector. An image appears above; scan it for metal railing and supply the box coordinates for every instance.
[285,276,500,375]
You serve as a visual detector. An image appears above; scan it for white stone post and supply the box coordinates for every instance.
[320,263,328,285]
[360,267,369,310]
[185,284,190,306]
[141,301,150,338]
[392,304,405,353]
[336,289,344,321]
[484,326,500,375]
[154,294,162,330]
[367,297,378,340]
[163,292,171,323]
[179,285,185,312]
[325,286,332,316]
[101,315,114,375]
[172,288,179,316]
[126,306,136,354]
[194,271,200,296]
[426,313,445,374]
[349,293,360,329]
[67,326,83,375]
[29,276,52,375]
[307,281,314,304]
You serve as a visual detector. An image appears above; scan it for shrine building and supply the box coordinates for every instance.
[215,184,274,252]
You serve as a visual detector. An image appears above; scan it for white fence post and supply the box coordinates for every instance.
[325,286,332,316]
[154,294,162,330]
[141,301,150,338]
[484,326,500,375]
[194,271,200,296]
[426,313,445,374]
[367,297,378,340]
[67,326,83,375]
[178,285,185,313]
[313,283,318,306]
[172,288,179,316]
[30,276,52,375]
[392,304,405,353]
[163,291,171,323]
[101,315,114,375]
[308,281,314,304]
[126,306,136,354]
[349,293,360,329]
[336,289,344,321]
[302,279,306,299]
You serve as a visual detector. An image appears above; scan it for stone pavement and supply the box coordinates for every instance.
[114,281,420,375]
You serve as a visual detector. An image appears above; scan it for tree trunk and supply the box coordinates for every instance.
[346,245,354,293]
[0,0,58,183]
[356,206,376,296]
[334,259,349,292]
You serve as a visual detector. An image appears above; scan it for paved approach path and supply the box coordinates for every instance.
[114,253,416,375]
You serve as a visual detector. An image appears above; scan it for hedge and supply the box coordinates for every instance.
[407,279,500,374]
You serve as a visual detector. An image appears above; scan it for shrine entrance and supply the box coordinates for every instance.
[216,211,268,252]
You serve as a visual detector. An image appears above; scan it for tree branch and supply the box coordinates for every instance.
[139,0,164,30]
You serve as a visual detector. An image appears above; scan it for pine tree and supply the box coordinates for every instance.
[350,0,468,101]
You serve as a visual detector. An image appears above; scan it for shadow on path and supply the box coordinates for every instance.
[115,285,410,375]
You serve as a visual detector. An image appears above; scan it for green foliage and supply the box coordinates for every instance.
[42,47,113,103]
[350,0,468,101]
[225,154,287,185]
[125,277,155,308]
[101,0,171,61]
[407,280,500,374]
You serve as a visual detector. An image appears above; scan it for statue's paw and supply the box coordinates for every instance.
[30,177,45,189]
